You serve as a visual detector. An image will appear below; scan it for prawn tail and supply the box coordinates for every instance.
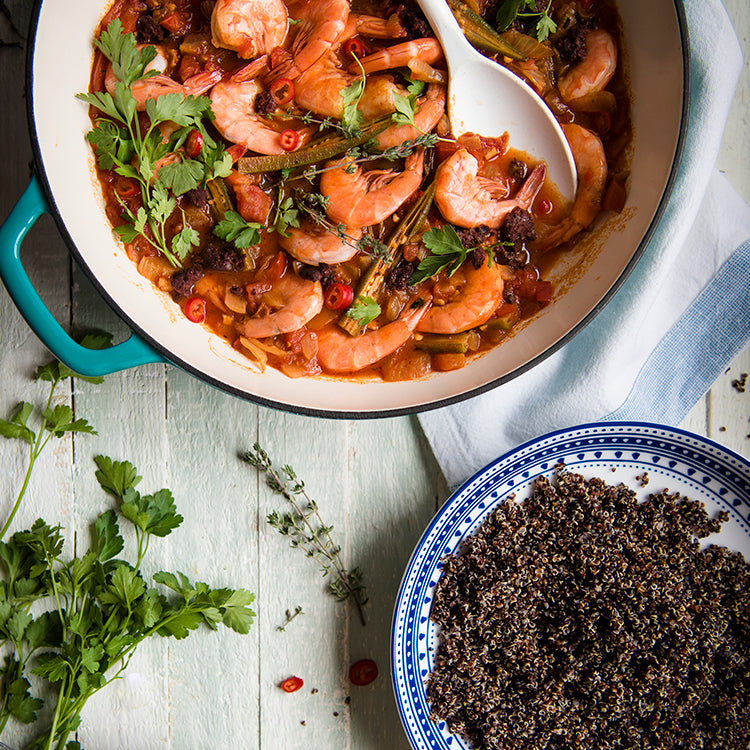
[516,163,547,209]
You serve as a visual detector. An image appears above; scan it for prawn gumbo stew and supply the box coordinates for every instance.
[80,0,630,380]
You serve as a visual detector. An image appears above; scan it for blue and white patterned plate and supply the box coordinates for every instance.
[391,422,750,750]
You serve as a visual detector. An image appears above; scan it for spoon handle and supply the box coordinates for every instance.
[414,0,475,64]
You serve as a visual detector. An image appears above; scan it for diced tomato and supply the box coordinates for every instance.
[157,11,191,35]
[323,282,354,310]
[184,296,206,323]
[511,265,539,299]
[344,38,365,59]
[279,129,300,152]
[432,353,467,371]
[185,129,203,159]
[280,676,304,693]
[226,144,247,163]
[349,659,378,686]
[435,137,460,162]
[263,251,288,283]
[534,280,553,303]
[178,54,203,82]
[269,77,295,106]
[225,171,273,223]
[114,176,139,199]
[602,177,627,213]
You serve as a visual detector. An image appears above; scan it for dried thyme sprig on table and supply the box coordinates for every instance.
[242,443,368,626]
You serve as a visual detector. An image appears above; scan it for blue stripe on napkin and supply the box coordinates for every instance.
[605,238,750,425]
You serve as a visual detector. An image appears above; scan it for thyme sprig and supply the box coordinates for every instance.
[276,606,304,632]
[243,444,368,626]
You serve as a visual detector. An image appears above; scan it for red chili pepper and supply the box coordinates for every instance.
[349,659,378,686]
[280,676,304,693]
[537,199,553,215]
[185,129,203,159]
[184,296,206,324]
[269,77,295,106]
[279,129,300,152]
[343,38,365,59]
[114,177,139,199]
[324,282,354,310]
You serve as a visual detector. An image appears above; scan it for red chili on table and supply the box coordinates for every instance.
[279,129,300,152]
[185,128,203,158]
[280,676,304,693]
[269,77,295,106]
[184,296,206,324]
[349,659,378,686]
[324,282,354,310]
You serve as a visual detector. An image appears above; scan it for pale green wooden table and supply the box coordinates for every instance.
[1,1,748,748]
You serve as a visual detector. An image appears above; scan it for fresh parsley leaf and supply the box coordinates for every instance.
[410,225,472,285]
[341,77,365,134]
[157,159,204,196]
[95,18,157,87]
[0,403,35,444]
[94,455,142,498]
[172,224,200,262]
[119,487,183,538]
[214,210,262,250]
[344,296,381,326]
[536,11,557,41]
[93,510,124,562]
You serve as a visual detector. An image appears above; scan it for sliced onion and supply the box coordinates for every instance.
[225,287,247,314]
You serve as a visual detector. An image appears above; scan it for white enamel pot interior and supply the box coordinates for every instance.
[27,0,688,418]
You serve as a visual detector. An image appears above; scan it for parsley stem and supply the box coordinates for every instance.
[0,378,58,541]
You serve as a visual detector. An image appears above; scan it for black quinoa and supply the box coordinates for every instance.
[427,469,750,750]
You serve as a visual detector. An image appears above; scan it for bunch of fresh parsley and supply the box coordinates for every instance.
[77,20,233,266]
[0,350,255,750]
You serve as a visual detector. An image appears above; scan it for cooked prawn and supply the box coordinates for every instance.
[241,273,323,338]
[435,150,546,229]
[316,300,431,373]
[279,222,361,266]
[558,29,617,103]
[535,123,607,250]
[373,83,445,150]
[270,0,349,80]
[320,149,425,229]
[211,0,288,59]
[417,261,506,334]
[348,38,443,75]
[210,79,311,155]
[294,49,407,120]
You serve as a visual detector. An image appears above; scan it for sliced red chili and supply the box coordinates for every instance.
[343,38,365,59]
[114,177,139,199]
[184,296,206,323]
[537,199,553,215]
[185,129,203,159]
[280,676,303,693]
[349,659,378,686]
[279,129,300,152]
[269,77,295,106]
[324,282,354,310]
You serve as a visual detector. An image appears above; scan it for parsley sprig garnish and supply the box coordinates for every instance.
[410,226,476,285]
[77,19,232,267]
[243,444,368,626]
[344,296,381,327]
[496,0,557,42]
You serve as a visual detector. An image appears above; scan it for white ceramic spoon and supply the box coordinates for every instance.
[416,0,578,200]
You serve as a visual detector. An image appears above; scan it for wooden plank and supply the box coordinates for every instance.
[163,368,261,748]
[347,416,448,749]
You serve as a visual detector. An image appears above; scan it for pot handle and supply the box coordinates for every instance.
[0,176,165,376]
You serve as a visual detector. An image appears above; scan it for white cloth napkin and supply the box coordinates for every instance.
[418,0,750,488]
